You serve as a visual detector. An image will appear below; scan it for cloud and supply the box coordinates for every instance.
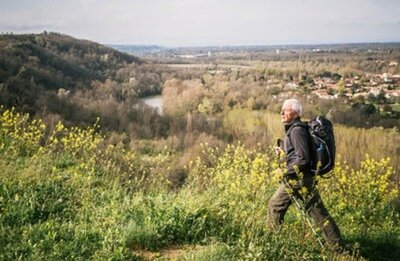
[0,0,399,45]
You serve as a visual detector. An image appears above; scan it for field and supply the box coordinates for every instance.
[1,108,399,260]
[392,104,400,112]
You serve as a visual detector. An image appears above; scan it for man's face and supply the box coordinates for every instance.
[280,104,298,124]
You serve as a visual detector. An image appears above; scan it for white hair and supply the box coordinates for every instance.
[283,99,302,117]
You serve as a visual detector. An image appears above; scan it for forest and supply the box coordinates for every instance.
[0,32,399,260]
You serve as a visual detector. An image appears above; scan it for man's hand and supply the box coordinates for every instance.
[275,146,285,158]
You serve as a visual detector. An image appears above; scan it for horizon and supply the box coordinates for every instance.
[1,0,400,47]
[3,31,400,49]
[106,40,400,49]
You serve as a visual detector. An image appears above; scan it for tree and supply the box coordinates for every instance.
[332,73,342,82]
[337,79,346,95]
[362,103,377,115]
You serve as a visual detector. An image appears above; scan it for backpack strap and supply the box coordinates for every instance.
[285,121,315,175]
[285,121,308,141]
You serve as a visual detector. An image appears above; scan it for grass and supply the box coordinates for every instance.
[0,108,399,260]
[391,103,400,112]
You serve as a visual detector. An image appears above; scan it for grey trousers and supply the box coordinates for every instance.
[268,177,342,246]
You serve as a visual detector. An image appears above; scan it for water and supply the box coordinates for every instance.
[139,95,163,114]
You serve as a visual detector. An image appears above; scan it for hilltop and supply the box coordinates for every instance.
[0,32,140,112]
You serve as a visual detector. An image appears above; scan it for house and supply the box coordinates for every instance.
[369,87,382,96]
[382,73,395,83]
[322,77,334,84]
[285,82,299,89]
[57,88,71,97]
[392,75,400,83]
[353,92,369,98]
[313,90,335,100]
[386,90,400,98]
[314,79,325,88]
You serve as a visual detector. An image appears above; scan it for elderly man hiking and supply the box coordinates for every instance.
[268,98,345,252]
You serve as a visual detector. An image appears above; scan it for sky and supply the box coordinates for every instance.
[1,0,399,47]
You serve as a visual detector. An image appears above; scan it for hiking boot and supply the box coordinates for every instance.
[332,242,354,255]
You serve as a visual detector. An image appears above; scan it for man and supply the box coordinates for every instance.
[268,98,343,250]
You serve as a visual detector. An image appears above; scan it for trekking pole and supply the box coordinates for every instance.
[275,139,325,249]
[281,178,325,249]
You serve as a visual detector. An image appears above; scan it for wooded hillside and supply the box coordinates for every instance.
[0,32,140,112]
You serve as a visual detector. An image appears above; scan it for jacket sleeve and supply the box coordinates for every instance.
[286,126,310,176]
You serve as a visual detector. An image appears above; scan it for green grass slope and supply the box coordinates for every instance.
[0,108,399,260]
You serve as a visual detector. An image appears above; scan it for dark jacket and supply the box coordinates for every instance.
[284,118,312,178]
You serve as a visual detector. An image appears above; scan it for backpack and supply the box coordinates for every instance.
[307,116,336,176]
[288,116,336,177]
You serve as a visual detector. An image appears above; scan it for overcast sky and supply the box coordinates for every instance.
[1,0,399,46]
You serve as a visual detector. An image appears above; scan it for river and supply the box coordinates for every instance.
[139,95,163,114]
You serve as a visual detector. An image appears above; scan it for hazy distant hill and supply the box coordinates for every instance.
[109,42,400,55]
[0,32,140,111]
[108,44,166,54]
